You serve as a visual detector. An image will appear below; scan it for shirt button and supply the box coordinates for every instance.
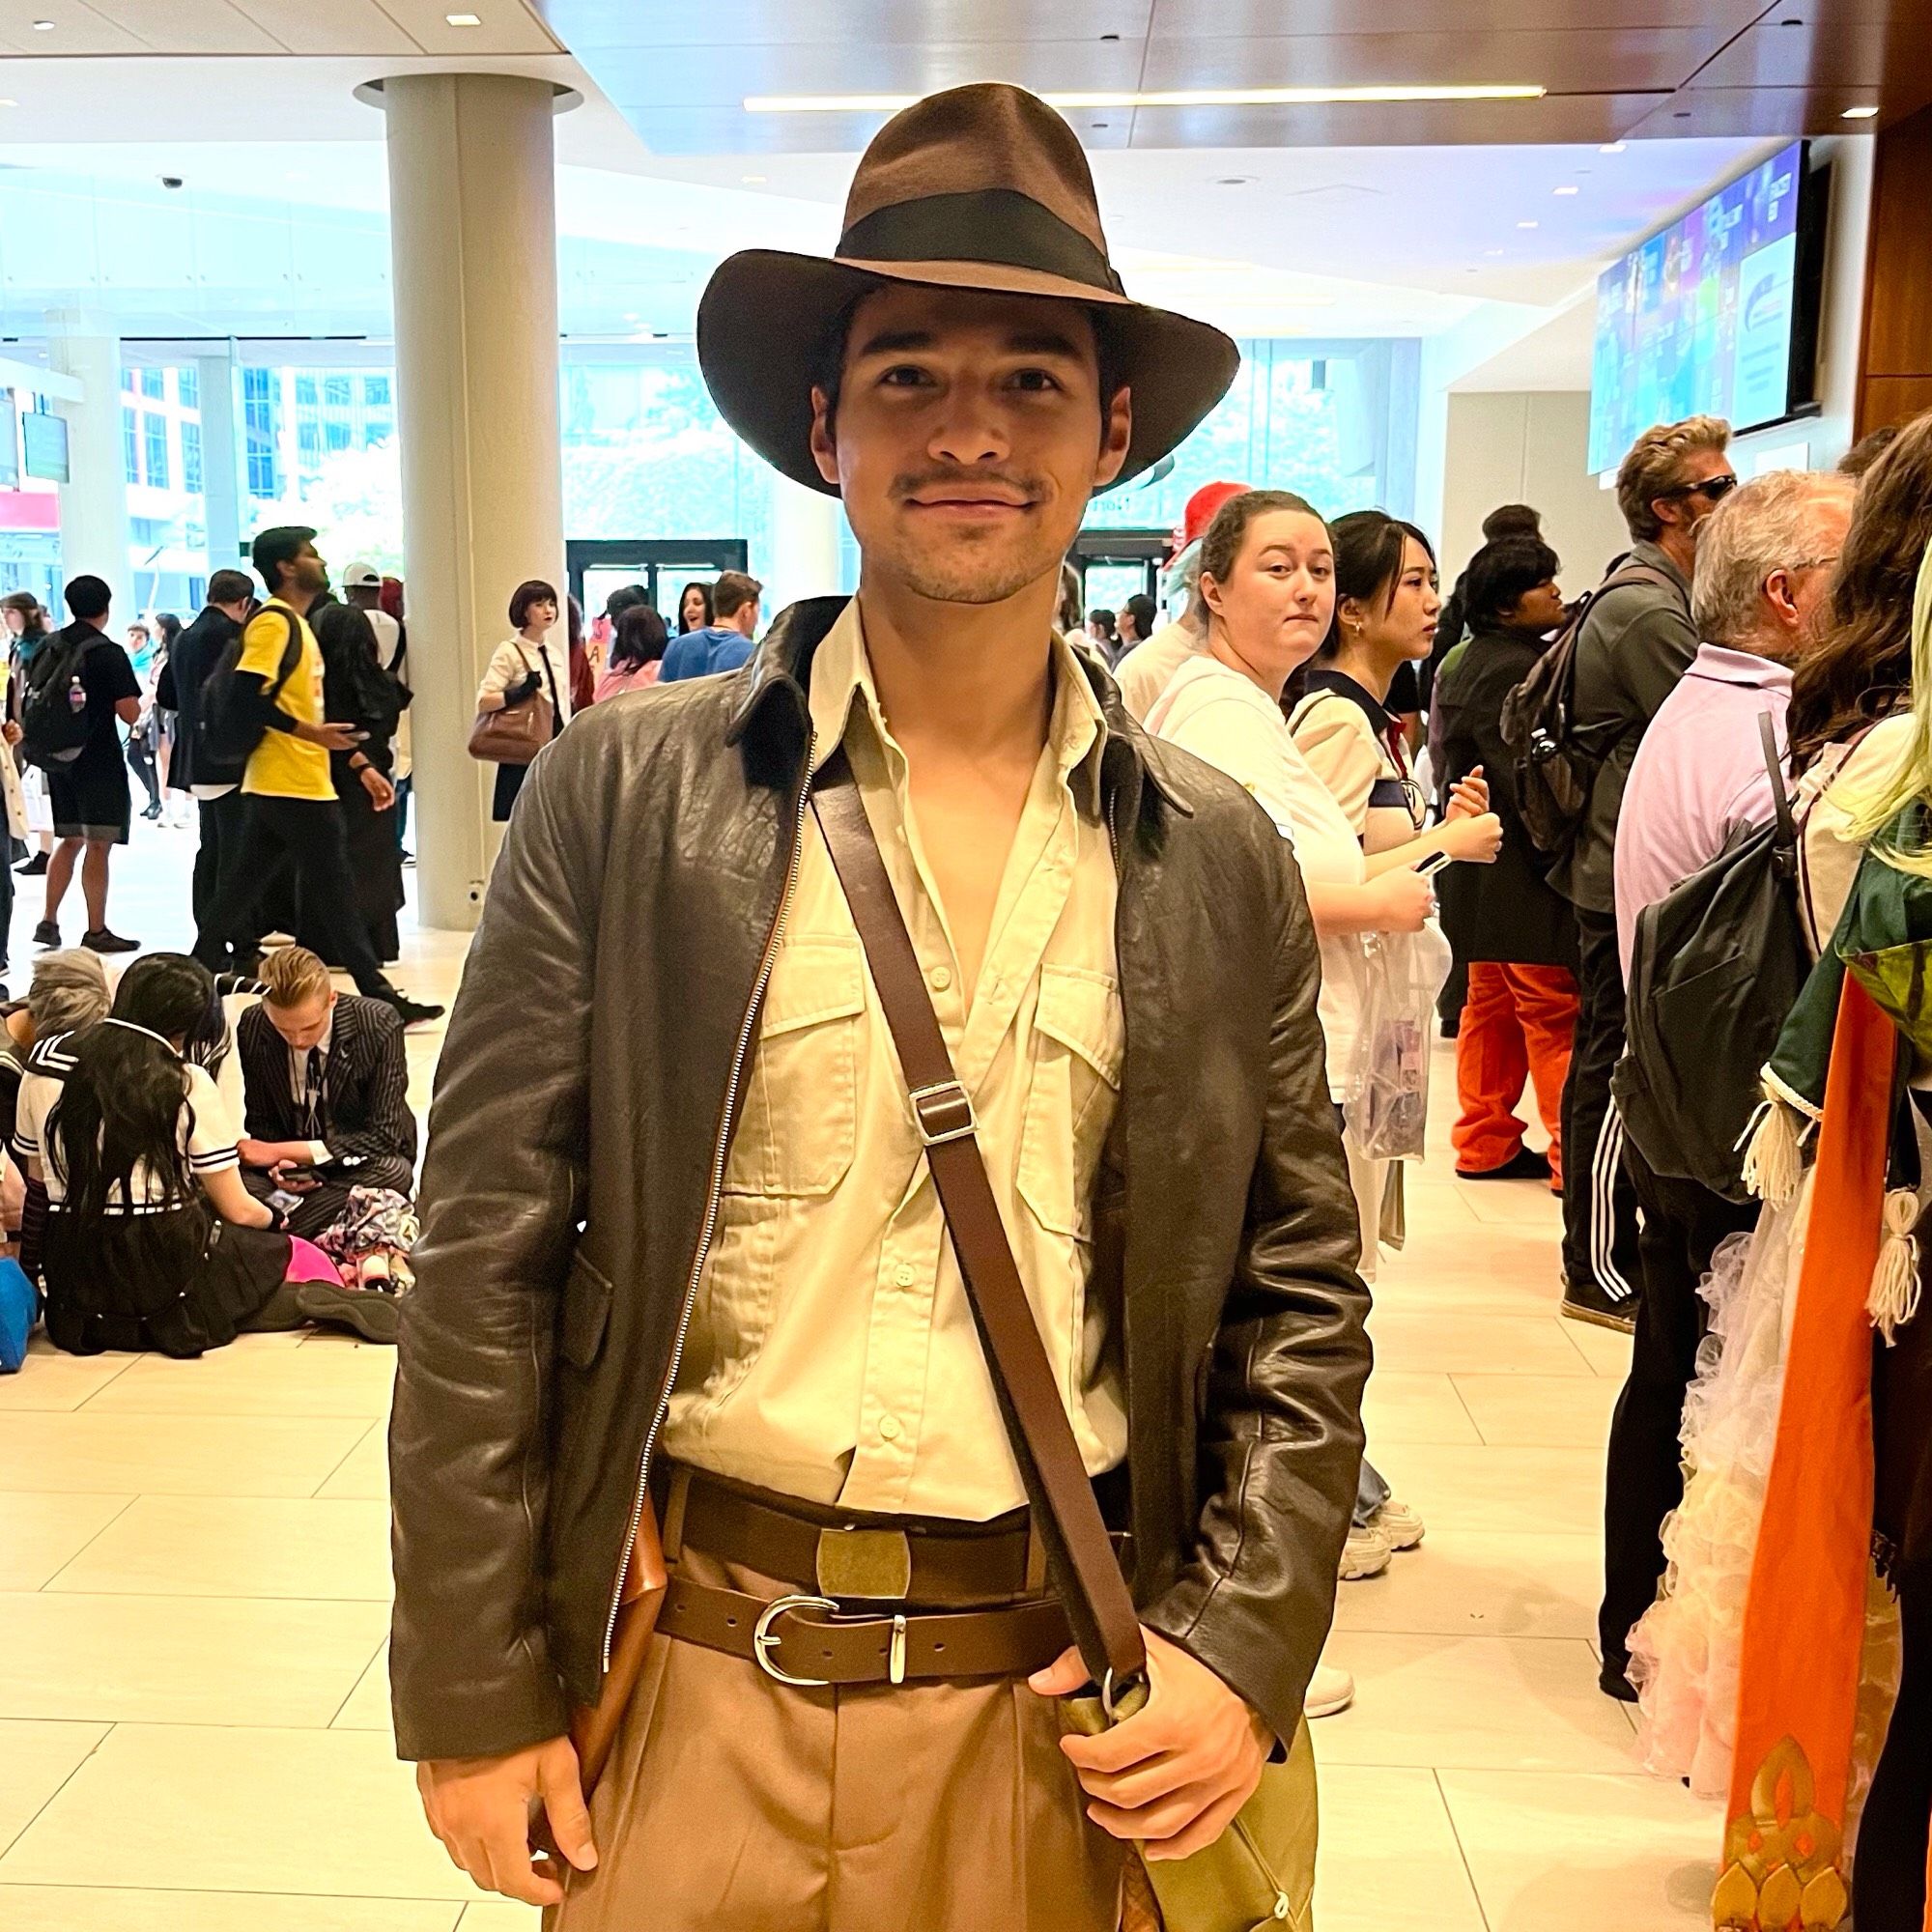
[878,1415,902,1442]
[928,966,952,993]
[893,1263,916,1289]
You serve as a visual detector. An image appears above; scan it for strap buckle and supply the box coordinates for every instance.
[909,1080,977,1147]
[753,1592,836,1689]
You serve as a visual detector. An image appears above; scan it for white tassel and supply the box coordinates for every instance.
[1869,1190,1923,1347]
[1740,1097,1804,1207]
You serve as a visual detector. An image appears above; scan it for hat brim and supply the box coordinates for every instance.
[696,249,1239,499]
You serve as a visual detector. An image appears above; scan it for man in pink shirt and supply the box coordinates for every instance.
[1598,467,1853,1702]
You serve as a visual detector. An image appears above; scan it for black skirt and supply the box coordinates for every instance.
[492,759,529,823]
[43,1206,292,1358]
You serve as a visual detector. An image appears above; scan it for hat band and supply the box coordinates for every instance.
[837,188,1125,298]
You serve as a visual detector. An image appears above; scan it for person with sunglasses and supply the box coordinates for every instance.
[1546,415,1736,1337]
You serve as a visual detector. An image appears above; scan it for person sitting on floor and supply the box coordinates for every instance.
[237,945,416,1238]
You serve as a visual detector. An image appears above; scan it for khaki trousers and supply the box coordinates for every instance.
[547,1541,1154,1932]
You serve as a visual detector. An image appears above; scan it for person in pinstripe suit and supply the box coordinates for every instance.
[237,947,416,1239]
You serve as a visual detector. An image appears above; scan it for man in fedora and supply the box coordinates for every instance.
[391,83,1368,1930]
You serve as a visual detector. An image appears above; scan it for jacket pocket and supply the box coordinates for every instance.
[1017,965,1125,1240]
[723,935,866,1199]
[558,1250,614,1370]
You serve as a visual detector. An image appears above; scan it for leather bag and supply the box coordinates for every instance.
[810,747,1318,1932]
[468,644,554,766]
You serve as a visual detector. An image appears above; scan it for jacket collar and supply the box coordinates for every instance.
[724,595,1192,821]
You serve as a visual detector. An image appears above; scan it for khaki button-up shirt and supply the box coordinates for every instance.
[661,601,1126,1519]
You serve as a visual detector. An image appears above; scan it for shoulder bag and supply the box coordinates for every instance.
[469,643,555,766]
[810,746,1318,1932]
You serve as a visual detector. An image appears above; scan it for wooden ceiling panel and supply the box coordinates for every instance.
[1147,0,1769,32]
[1625,79,1924,131]
[1690,13,1931,85]
[1124,93,1671,149]
[612,102,1136,156]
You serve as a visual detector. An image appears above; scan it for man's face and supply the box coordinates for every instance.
[1656,446,1738,544]
[1772,489,1855,654]
[810,283,1132,607]
[1507,578,1568,633]
[290,543,329,600]
[265,987,335,1052]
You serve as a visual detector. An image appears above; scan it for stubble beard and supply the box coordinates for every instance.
[881,527,1063,608]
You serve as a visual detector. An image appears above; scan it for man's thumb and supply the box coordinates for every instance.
[1027,1645,1090,1697]
[540,1742,598,1871]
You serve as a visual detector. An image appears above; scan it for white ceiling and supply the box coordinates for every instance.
[0,0,558,57]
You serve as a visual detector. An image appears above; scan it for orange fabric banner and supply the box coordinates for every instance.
[1716,978,1896,1932]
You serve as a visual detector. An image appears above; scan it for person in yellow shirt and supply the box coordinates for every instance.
[189,526,440,1028]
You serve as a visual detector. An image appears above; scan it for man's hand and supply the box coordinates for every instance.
[271,1161,321,1193]
[2,720,20,747]
[240,1137,305,1170]
[358,764,397,810]
[416,1736,597,1908]
[296,719,364,752]
[1030,1629,1272,1861]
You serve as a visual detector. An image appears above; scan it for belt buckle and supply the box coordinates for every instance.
[753,1592,836,1689]
[909,1080,976,1147]
[815,1525,913,1601]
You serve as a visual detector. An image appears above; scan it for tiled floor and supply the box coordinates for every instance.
[0,820,1722,1928]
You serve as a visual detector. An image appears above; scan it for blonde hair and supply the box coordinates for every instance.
[1616,415,1732,543]
[260,946,334,1009]
[26,949,110,1037]
[1842,536,1932,877]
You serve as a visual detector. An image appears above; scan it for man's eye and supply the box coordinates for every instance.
[879,365,932,387]
[1009,369,1062,392]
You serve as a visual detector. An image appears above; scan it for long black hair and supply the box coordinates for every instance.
[676,581,714,635]
[47,954,225,1224]
[611,603,669,673]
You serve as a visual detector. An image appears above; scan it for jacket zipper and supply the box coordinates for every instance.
[601,731,817,1670]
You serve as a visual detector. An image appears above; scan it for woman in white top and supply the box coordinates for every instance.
[13,952,395,1355]
[477,578,571,823]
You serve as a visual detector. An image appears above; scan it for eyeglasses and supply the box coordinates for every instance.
[1662,474,1739,506]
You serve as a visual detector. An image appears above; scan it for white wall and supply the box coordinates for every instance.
[1439,390,1632,593]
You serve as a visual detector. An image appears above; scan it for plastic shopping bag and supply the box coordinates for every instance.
[1344,921,1453,1161]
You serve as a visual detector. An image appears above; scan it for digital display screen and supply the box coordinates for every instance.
[1588,141,1805,475]
[22,411,70,485]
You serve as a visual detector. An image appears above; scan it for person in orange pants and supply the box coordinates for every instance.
[1451,960,1578,1189]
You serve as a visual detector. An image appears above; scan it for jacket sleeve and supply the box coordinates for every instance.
[388,737,598,1762]
[326,1007,418,1172]
[1142,826,1372,1747]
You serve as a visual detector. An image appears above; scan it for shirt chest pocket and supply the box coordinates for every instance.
[1016,964,1124,1240]
[724,936,867,1199]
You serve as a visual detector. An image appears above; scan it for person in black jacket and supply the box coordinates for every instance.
[156,570,257,935]
[1435,534,1580,1189]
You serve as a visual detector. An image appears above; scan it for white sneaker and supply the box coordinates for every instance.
[1306,1663,1355,1719]
[1369,1497,1426,1551]
[1339,1521,1392,1580]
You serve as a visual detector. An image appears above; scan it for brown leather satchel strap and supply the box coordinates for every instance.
[809,748,1148,1703]
[662,1575,1074,1687]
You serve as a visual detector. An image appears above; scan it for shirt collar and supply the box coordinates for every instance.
[1688,641,1795,693]
[1301,665,1393,736]
[807,599,1107,816]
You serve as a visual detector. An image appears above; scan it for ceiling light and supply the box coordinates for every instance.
[1842,103,1879,119]
[1215,175,1258,186]
[1553,184,1578,194]
[1484,247,1505,256]
[1517,219,1540,229]
[740,173,766,184]
[745,83,1547,113]
[445,11,482,24]
[0,100,15,109]
[1600,141,1627,154]
[31,18,53,29]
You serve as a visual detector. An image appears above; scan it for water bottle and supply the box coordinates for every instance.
[67,675,84,715]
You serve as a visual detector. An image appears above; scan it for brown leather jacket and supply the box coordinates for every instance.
[388,597,1370,1763]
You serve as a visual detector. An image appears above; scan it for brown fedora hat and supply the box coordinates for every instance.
[697,83,1240,497]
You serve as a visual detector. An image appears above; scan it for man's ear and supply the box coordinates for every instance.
[809,386,839,489]
[1093,385,1133,492]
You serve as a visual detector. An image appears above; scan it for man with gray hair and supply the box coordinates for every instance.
[1595,463,1854,1705]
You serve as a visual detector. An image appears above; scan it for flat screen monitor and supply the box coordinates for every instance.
[22,411,70,485]
[1588,141,1824,475]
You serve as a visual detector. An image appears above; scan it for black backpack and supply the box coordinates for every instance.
[197,609,302,770]
[1498,557,1679,856]
[1611,712,1811,1203]
[18,629,101,769]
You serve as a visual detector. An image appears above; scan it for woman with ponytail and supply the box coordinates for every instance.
[11,952,398,1354]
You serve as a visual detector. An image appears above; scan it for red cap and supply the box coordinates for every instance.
[1169,481,1249,564]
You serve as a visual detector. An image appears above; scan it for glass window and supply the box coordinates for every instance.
[140,368,165,401]
[324,420,350,453]
[324,376,353,408]
[365,416,392,445]
[363,375,390,407]
[242,367,279,499]
[178,365,199,410]
[298,422,321,460]
[295,374,318,406]
[182,419,203,495]
[123,406,140,484]
[144,412,170,491]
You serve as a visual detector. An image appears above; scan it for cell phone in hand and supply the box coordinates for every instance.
[1413,851,1453,879]
[266,1188,302,1216]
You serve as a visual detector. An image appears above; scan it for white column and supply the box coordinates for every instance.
[195,348,244,578]
[377,72,567,930]
[43,310,130,602]
[768,473,848,613]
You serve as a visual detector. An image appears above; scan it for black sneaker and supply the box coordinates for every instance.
[1561,1276,1637,1335]
[384,991,444,1028]
[16,853,47,877]
[1458,1147,1552,1183]
[295,1277,402,1345]
[81,927,140,954]
[1599,1657,1639,1703]
[31,919,59,950]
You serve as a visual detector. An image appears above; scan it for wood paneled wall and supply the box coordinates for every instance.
[1858,103,1932,437]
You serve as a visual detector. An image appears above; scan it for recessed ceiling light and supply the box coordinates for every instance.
[1484,247,1506,256]
[31,19,53,29]
[746,83,1547,113]
[1553,184,1579,194]
[445,11,482,24]
[1215,175,1258,186]
[0,100,16,109]
[1600,141,1627,154]
[740,173,766,184]
[1518,219,1540,229]
[1842,103,1880,119]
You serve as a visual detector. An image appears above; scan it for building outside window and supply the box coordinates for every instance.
[182,419,203,494]
[123,406,140,485]
[324,376,353,408]
[178,365,199,410]
[363,376,390,407]
[143,412,170,492]
[295,374,318,407]
[140,368,165,402]
[242,368,280,499]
